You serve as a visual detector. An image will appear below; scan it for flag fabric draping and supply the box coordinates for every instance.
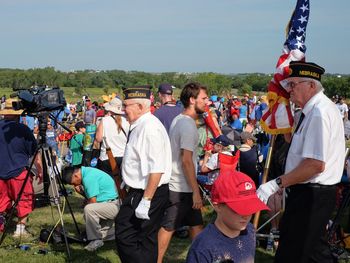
[261,0,310,134]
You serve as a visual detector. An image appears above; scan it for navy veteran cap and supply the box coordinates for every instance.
[123,85,152,100]
[288,61,325,81]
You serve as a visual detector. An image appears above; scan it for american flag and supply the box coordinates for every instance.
[261,0,310,134]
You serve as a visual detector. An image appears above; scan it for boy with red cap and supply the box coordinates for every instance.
[186,170,269,263]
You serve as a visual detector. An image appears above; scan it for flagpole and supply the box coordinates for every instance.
[253,134,277,229]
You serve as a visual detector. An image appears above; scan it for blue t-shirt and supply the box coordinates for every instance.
[239,105,248,119]
[0,120,37,179]
[154,104,182,134]
[186,223,256,263]
[81,166,118,202]
[255,103,267,121]
[230,119,243,131]
[20,116,36,131]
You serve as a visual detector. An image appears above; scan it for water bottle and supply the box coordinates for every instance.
[266,231,274,252]
[90,157,98,167]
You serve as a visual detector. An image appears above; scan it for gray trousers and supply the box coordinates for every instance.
[84,200,120,241]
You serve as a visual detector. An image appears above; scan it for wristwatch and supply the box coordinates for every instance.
[143,196,152,201]
[276,177,283,188]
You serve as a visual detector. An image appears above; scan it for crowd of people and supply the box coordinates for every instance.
[0,61,349,262]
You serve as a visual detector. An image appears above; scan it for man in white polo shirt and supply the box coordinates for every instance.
[115,85,172,263]
[257,61,345,262]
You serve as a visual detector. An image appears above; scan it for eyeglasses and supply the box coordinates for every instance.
[122,102,140,108]
[286,80,311,89]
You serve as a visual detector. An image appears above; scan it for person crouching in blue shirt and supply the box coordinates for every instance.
[186,170,269,263]
[62,166,119,251]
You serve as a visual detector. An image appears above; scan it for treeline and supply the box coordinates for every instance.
[0,67,349,98]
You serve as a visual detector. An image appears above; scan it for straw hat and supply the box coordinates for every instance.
[0,99,23,115]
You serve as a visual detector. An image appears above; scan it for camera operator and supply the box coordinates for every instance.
[0,99,43,237]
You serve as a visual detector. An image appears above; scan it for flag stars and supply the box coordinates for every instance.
[298,15,308,24]
[300,4,309,13]
[286,0,309,52]
[295,41,304,49]
[296,35,303,42]
[296,26,305,34]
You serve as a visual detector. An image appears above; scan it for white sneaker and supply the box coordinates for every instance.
[13,228,31,239]
[84,239,104,251]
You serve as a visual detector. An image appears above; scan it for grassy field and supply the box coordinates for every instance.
[0,189,274,263]
[1,188,350,263]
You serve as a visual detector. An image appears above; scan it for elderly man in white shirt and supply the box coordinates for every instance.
[257,61,345,263]
[115,85,172,263]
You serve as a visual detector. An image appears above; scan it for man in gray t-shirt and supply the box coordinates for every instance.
[168,114,198,192]
[158,82,209,263]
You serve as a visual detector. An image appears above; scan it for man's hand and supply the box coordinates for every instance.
[257,179,280,204]
[192,191,203,210]
[135,198,151,220]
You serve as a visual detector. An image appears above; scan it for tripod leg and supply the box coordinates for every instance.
[43,148,72,260]
[53,163,82,237]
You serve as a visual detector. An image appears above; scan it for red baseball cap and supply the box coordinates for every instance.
[211,170,270,216]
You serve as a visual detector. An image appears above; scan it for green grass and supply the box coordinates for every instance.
[60,87,115,103]
[0,191,274,263]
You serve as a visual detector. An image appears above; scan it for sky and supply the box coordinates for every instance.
[0,0,349,74]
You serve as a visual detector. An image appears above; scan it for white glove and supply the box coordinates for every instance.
[135,198,151,220]
[256,179,280,204]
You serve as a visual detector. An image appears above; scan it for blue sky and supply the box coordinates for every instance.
[0,0,348,74]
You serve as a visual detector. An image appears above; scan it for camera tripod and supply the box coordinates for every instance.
[0,112,83,261]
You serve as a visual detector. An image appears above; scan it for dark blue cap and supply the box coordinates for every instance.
[210,135,231,147]
[158,83,173,95]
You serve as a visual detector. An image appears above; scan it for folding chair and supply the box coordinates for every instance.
[218,150,240,171]
[198,150,240,207]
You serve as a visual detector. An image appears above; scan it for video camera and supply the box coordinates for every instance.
[11,86,66,114]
